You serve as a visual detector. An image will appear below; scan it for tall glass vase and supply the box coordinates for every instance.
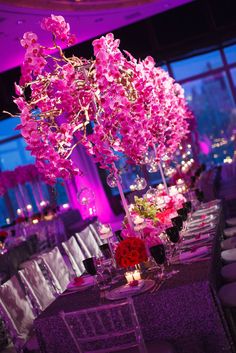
[112,164,133,230]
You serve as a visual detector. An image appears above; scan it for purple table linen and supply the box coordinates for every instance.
[34,208,235,353]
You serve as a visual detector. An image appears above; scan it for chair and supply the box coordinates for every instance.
[224,226,236,238]
[221,248,236,264]
[89,223,103,246]
[75,227,102,258]
[221,263,236,282]
[19,260,55,312]
[62,237,86,277]
[218,282,236,307]
[0,276,39,353]
[39,247,71,293]
[60,298,175,353]
[221,236,236,250]
[226,217,236,227]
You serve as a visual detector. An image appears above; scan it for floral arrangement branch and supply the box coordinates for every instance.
[12,14,191,187]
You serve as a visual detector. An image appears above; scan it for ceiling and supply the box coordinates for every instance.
[0,0,193,73]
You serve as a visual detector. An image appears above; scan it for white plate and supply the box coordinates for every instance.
[105,280,155,300]
[67,275,95,291]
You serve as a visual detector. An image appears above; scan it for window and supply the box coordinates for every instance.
[0,117,21,140]
[224,44,236,65]
[0,138,34,171]
[182,72,235,165]
[0,119,69,226]
[171,50,223,80]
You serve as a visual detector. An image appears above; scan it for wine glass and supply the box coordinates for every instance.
[83,257,97,276]
[183,201,192,213]
[171,216,183,231]
[149,244,166,279]
[177,208,188,222]
[166,226,180,244]
[99,244,111,259]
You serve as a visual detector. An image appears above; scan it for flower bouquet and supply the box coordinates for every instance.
[115,237,148,268]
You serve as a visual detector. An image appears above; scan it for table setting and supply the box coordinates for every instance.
[33,198,234,353]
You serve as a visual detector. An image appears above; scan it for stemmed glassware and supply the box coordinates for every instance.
[83,257,97,276]
[149,244,166,279]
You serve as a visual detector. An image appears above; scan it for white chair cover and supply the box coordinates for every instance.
[218,282,236,307]
[62,236,85,277]
[75,227,102,258]
[221,248,236,264]
[221,263,236,282]
[221,237,236,250]
[89,223,103,245]
[226,217,236,226]
[39,247,70,293]
[224,226,236,238]
[0,276,35,349]
[19,260,55,311]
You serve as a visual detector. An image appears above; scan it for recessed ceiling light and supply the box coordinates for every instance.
[17,20,25,25]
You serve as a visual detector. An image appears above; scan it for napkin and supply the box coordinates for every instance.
[179,246,209,262]
[73,277,85,286]
[118,280,145,295]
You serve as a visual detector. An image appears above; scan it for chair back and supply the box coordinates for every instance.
[62,236,85,276]
[60,298,147,353]
[19,260,55,312]
[0,276,35,351]
[89,223,103,245]
[75,227,102,258]
[40,247,70,293]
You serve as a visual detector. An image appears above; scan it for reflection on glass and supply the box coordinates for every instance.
[224,44,236,65]
[183,72,235,165]
[171,50,223,80]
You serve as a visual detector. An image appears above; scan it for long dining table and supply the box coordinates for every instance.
[34,202,235,353]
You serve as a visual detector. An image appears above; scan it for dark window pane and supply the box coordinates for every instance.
[224,44,236,64]
[171,50,223,80]
[183,72,235,165]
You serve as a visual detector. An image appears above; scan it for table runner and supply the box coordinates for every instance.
[34,205,234,353]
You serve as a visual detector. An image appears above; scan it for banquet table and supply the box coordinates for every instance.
[34,204,235,353]
[5,217,66,252]
[0,234,37,283]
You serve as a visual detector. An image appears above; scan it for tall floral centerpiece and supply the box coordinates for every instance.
[13,15,191,228]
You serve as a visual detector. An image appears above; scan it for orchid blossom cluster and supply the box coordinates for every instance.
[0,164,39,196]
[14,14,190,184]
[121,189,186,248]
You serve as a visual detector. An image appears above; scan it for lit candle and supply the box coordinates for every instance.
[26,204,32,211]
[32,219,39,224]
[62,203,69,209]
[133,270,141,281]
[125,271,134,284]
[17,208,22,215]
[157,183,164,191]
[40,200,47,207]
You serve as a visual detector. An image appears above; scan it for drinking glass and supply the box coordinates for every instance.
[177,208,188,222]
[149,244,166,278]
[99,244,111,259]
[171,216,183,231]
[183,201,192,213]
[165,226,180,244]
[83,257,97,276]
